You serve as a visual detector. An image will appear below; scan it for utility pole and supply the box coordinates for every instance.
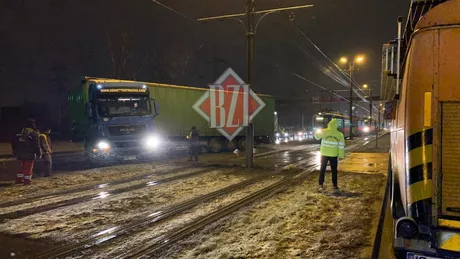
[198,3,313,167]
[348,62,354,140]
[369,88,372,123]
[339,56,364,139]
[376,104,381,148]
[246,0,256,168]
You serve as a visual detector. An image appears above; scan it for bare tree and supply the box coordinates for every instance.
[104,22,131,79]
[133,53,156,80]
[165,44,193,84]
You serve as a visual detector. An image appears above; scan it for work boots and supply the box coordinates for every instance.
[23,175,32,185]
[15,175,24,185]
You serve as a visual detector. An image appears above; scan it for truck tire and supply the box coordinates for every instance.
[238,138,246,151]
[208,138,224,153]
[84,151,100,167]
[389,155,405,219]
[226,139,237,151]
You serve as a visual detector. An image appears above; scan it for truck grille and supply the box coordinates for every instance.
[441,102,460,218]
[115,141,140,148]
[108,125,147,136]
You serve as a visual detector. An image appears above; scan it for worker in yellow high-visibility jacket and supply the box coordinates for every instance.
[314,118,345,192]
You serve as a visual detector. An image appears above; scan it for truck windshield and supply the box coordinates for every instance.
[96,95,151,117]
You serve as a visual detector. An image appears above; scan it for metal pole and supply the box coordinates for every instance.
[369,89,372,122]
[376,106,381,148]
[396,16,403,97]
[348,62,354,140]
[301,105,304,131]
[245,0,255,168]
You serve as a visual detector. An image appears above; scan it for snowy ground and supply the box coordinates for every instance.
[0,162,184,202]
[0,136,387,258]
[83,174,283,259]
[158,169,387,259]
[0,167,262,243]
[0,141,83,156]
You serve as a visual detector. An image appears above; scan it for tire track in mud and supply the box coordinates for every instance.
[0,167,221,223]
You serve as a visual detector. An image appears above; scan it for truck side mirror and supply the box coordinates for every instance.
[151,98,160,117]
[85,102,93,118]
[384,101,394,120]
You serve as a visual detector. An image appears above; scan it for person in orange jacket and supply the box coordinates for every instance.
[11,119,41,185]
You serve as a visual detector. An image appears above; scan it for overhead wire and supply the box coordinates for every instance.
[272,0,378,104]
[150,0,196,23]
[266,60,370,113]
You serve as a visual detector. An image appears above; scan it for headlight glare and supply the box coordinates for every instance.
[97,141,110,150]
[145,135,161,148]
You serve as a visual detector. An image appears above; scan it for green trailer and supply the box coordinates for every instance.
[68,77,275,153]
[146,82,275,152]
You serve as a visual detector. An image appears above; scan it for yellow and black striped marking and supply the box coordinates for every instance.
[406,128,433,224]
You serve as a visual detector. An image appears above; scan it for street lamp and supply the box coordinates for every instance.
[339,54,365,140]
[361,84,372,125]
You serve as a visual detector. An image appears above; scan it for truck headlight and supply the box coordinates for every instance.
[97,141,110,150]
[145,136,161,148]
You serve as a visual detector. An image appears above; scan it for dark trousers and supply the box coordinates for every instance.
[319,156,338,187]
[42,153,52,177]
[188,145,199,161]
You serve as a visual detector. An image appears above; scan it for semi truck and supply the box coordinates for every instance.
[382,0,460,258]
[68,77,275,161]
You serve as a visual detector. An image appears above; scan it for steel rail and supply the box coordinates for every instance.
[0,165,194,208]
[38,136,379,258]
[37,153,316,258]
[0,167,219,223]
[117,138,377,258]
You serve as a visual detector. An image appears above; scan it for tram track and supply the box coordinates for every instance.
[0,166,222,223]
[120,137,378,259]
[21,135,380,258]
[0,165,195,209]
[36,153,316,259]
[36,137,373,258]
[0,144,319,223]
[123,167,314,259]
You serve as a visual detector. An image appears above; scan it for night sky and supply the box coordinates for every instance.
[0,0,408,128]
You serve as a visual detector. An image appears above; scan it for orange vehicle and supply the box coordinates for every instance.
[383,0,460,258]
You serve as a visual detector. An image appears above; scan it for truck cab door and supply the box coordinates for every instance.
[151,98,160,117]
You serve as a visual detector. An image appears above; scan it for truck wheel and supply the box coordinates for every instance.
[238,138,246,151]
[84,152,99,167]
[226,140,237,151]
[208,138,224,153]
[389,155,405,219]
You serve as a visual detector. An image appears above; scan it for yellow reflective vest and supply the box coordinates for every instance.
[314,118,345,158]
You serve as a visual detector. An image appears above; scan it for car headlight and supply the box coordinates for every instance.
[145,136,161,148]
[97,141,110,150]
[315,128,322,134]
[363,126,370,133]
